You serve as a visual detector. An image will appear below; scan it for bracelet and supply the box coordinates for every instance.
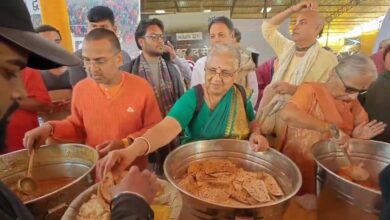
[121,138,129,147]
[134,137,151,156]
[121,137,134,148]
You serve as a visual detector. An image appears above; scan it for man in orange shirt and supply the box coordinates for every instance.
[24,28,162,169]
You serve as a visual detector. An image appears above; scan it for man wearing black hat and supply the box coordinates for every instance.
[0,1,155,220]
[0,1,80,219]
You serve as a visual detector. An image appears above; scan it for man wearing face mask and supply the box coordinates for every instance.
[0,1,157,220]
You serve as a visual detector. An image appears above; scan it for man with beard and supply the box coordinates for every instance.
[128,18,186,175]
[0,1,157,220]
[0,1,79,219]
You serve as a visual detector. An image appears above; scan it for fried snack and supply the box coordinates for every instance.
[77,194,109,220]
[178,159,284,206]
[77,172,172,220]
[242,179,271,203]
[150,204,171,220]
[261,172,284,197]
[97,172,115,203]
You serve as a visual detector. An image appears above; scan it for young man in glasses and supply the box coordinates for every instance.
[127,18,186,175]
[68,6,132,87]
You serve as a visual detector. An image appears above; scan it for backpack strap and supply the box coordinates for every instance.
[234,83,248,107]
[194,84,204,113]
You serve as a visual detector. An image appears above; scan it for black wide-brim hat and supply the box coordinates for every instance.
[0,1,80,69]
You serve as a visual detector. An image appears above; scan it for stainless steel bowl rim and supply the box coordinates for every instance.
[313,139,382,195]
[18,144,98,204]
[313,152,381,195]
[164,139,302,209]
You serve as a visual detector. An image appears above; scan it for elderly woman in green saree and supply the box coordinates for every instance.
[98,44,269,175]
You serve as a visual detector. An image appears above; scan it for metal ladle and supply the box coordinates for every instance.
[17,148,38,195]
[330,127,370,181]
[343,145,370,182]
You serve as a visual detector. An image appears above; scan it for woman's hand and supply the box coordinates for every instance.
[291,1,317,13]
[97,147,138,179]
[249,132,270,152]
[110,166,159,204]
[96,139,125,157]
[352,120,386,140]
[23,123,52,153]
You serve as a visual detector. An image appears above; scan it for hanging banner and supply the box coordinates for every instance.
[176,32,203,41]
[25,0,41,15]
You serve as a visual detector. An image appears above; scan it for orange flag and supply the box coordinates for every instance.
[39,0,73,52]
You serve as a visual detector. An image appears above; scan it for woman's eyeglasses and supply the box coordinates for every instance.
[335,68,367,94]
[205,66,237,79]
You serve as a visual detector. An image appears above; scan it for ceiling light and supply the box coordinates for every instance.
[260,7,272,13]
[203,9,212,13]
[155,10,165,14]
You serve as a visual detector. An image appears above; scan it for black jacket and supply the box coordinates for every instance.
[0,181,34,220]
[111,194,154,220]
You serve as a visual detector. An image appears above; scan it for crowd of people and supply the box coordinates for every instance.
[1,0,390,219]
[31,0,140,57]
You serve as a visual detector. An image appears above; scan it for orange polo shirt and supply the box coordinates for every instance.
[49,73,162,168]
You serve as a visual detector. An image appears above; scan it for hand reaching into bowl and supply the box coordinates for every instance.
[23,123,53,153]
[110,166,159,204]
[96,139,126,157]
[329,124,350,150]
[249,132,270,152]
[97,147,139,179]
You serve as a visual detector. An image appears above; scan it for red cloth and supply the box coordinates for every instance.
[371,50,385,74]
[255,57,275,109]
[5,68,51,153]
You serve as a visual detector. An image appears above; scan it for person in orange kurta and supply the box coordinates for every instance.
[278,54,386,210]
[24,28,162,170]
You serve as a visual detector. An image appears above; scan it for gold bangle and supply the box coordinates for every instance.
[134,137,151,156]
[127,137,133,145]
[121,138,129,148]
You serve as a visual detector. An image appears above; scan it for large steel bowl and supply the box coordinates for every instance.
[62,179,183,220]
[313,139,390,220]
[164,139,302,220]
[0,144,98,220]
